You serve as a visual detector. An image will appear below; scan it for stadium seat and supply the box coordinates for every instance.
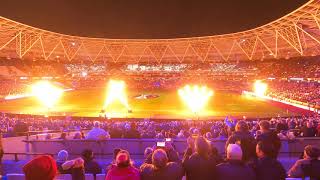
[55,174,72,180]
[96,174,106,180]
[85,174,94,180]
[7,174,25,180]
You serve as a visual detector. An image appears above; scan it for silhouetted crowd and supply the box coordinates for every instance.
[16,120,320,180]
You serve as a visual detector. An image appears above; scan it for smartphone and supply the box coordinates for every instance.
[165,138,172,142]
[157,142,166,147]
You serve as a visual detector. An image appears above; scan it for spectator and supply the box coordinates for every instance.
[140,149,184,180]
[144,147,153,159]
[86,121,110,140]
[61,157,85,180]
[252,141,286,180]
[23,155,57,180]
[106,150,140,180]
[256,120,281,158]
[225,120,256,162]
[301,121,317,137]
[82,149,102,175]
[216,144,256,180]
[183,136,217,180]
[288,145,320,178]
[56,150,70,174]
[73,132,82,139]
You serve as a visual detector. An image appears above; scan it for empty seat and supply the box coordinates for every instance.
[7,174,25,180]
[55,174,72,180]
[96,174,106,180]
[85,174,94,180]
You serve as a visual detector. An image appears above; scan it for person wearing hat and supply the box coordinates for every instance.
[23,155,58,180]
[56,150,71,174]
[105,150,140,180]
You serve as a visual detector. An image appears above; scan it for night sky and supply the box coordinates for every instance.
[0,0,309,39]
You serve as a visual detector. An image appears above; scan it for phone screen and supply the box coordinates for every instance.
[157,142,166,147]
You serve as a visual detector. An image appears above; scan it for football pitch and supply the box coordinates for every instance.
[0,88,296,119]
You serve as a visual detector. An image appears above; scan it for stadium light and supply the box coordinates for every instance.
[253,80,268,97]
[103,80,130,110]
[178,85,213,114]
[31,81,63,109]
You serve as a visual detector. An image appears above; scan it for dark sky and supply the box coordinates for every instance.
[0,0,309,39]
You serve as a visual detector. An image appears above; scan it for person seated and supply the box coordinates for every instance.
[216,144,256,180]
[183,136,217,180]
[105,150,140,180]
[61,157,85,180]
[140,149,184,180]
[225,120,256,162]
[82,149,102,175]
[252,141,286,180]
[56,150,71,174]
[86,121,110,140]
[73,132,83,139]
[256,120,281,159]
[23,155,58,180]
[288,145,320,178]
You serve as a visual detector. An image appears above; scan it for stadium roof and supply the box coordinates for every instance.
[0,0,320,63]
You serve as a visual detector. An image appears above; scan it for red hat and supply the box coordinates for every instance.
[23,155,57,180]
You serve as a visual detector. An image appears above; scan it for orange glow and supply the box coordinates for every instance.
[31,81,63,109]
[178,85,213,114]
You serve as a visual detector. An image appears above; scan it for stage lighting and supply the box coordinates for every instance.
[253,80,268,97]
[103,80,129,110]
[178,85,213,114]
[31,81,63,109]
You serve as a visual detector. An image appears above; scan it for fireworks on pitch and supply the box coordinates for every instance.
[178,85,213,114]
[31,81,63,109]
[253,80,268,97]
[103,80,130,110]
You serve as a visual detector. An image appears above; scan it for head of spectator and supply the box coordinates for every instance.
[205,132,212,139]
[152,149,168,169]
[57,150,68,162]
[73,132,82,139]
[256,141,275,159]
[303,145,319,160]
[307,121,313,128]
[23,155,57,180]
[59,132,67,140]
[259,120,270,133]
[93,121,101,129]
[113,148,122,160]
[144,147,153,159]
[195,136,211,159]
[226,144,242,161]
[115,150,132,168]
[235,120,249,133]
[82,149,94,162]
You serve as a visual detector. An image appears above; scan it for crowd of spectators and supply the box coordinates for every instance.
[14,120,320,180]
[1,113,320,140]
[268,80,320,106]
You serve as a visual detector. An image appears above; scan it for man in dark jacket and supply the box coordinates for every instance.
[216,144,256,180]
[252,141,286,180]
[225,120,256,162]
[256,120,281,159]
[183,136,217,180]
[140,149,184,180]
[81,149,102,175]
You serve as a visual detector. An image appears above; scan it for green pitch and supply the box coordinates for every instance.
[0,88,295,119]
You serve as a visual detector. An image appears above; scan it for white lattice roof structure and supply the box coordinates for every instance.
[0,0,320,63]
